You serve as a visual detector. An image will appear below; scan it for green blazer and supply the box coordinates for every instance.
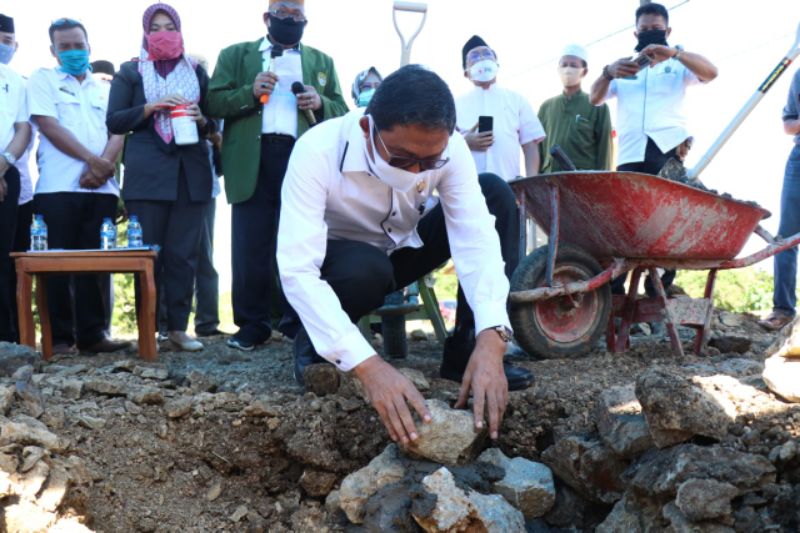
[207,39,348,204]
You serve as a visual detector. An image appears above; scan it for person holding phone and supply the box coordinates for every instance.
[455,35,545,181]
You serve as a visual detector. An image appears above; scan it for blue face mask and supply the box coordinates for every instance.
[57,49,91,76]
[357,88,376,108]
[0,43,15,65]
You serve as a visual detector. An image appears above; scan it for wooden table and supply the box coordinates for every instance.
[11,250,158,361]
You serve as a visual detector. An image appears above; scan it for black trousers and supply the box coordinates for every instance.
[127,169,208,332]
[33,191,117,347]
[288,173,519,356]
[194,198,219,333]
[0,166,20,342]
[612,137,678,296]
[6,200,33,342]
[231,136,294,343]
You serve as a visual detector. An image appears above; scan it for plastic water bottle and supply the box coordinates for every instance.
[127,215,144,248]
[100,218,117,250]
[30,214,48,251]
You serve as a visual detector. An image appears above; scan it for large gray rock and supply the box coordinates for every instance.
[762,353,800,403]
[0,414,65,451]
[635,368,736,447]
[338,444,406,524]
[675,478,739,522]
[662,502,735,533]
[412,467,525,533]
[404,399,486,466]
[595,492,665,533]
[478,448,555,518]
[541,434,626,504]
[84,378,128,397]
[0,384,14,414]
[594,384,654,458]
[623,444,775,498]
[0,343,40,377]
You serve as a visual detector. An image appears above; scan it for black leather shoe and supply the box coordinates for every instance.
[439,334,535,391]
[293,328,326,386]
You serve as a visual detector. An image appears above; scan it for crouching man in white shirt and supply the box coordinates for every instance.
[278,66,533,444]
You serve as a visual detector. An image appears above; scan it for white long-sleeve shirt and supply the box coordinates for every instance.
[277,110,511,371]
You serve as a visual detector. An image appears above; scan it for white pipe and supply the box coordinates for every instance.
[688,22,800,180]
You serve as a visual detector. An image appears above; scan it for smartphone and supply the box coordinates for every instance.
[478,115,493,133]
[634,54,651,68]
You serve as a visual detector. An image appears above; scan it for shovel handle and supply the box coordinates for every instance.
[393,1,427,13]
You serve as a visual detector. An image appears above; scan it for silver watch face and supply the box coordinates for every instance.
[2,152,14,165]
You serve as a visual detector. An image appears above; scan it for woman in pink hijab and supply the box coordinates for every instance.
[107,3,215,352]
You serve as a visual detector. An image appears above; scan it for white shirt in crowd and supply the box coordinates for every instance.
[27,67,119,196]
[606,57,700,166]
[0,63,27,179]
[17,135,35,205]
[278,110,511,371]
[455,84,545,181]
[260,39,302,137]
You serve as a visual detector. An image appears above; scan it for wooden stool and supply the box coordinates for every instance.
[12,250,158,361]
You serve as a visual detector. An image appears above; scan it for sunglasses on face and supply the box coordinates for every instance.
[374,127,449,171]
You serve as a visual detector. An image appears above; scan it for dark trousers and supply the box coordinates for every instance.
[612,137,678,297]
[291,173,519,359]
[231,136,294,343]
[0,166,20,342]
[194,198,219,333]
[33,191,117,347]
[6,200,33,342]
[773,144,800,315]
[127,170,208,332]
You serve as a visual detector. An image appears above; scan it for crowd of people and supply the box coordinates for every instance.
[0,0,797,442]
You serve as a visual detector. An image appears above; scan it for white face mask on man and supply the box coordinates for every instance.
[557,66,583,87]
[364,115,438,193]
[469,59,498,83]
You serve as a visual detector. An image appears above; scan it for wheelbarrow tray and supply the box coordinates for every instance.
[510,171,771,261]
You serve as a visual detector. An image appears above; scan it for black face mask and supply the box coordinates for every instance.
[635,29,668,52]
[268,14,306,46]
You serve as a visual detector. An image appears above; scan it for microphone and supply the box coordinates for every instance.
[260,45,284,105]
[291,81,317,127]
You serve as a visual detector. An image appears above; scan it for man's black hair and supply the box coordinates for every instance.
[366,65,456,134]
[635,2,669,25]
[48,18,88,44]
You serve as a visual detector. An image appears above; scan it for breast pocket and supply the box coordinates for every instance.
[55,91,82,128]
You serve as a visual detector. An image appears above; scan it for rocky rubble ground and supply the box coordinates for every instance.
[0,310,798,532]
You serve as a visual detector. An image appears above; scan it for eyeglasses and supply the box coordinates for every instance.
[466,48,496,65]
[374,127,449,171]
[269,7,307,23]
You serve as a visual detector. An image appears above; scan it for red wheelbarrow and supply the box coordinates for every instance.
[508,170,800,358]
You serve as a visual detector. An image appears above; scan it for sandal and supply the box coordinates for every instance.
[758,311,795,331]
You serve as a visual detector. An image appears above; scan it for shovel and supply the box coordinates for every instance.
[393,1,428,67]
[658,21,800,185]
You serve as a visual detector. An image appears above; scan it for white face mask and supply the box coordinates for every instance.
[558,66,583,87]
[469,59,498,83]
[364,115,436,192]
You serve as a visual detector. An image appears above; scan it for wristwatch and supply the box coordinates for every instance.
[1,151,16,166]
[491,325,513,343]
[673,45,684,61]
[602,65,614,81]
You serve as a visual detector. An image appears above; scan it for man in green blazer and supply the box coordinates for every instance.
[207,0,348,351]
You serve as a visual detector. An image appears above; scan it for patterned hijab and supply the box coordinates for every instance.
[138,2,199,144]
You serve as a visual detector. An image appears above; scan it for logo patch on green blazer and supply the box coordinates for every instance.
[317,72,328,87]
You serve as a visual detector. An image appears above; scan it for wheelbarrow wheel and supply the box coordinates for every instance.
[510,243,611,359]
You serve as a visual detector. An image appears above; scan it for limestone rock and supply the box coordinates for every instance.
[0,415,65,451]
[303,364,340,396]
[675,478,738,522]
[478,447,555,518]
[404,399,486,466]
[623,444,775,498]
[762,353,800,403]
[635,368,736,447]
[17,458,50,498]
[362,481,418,532]
[38,460,71,512]
[662,502,735,533]
[338,444,406,524]
[0,342,40,377]
[85,378,128,397]
[0,384,14,414]
[59,378,84,400]
[127,386,165,406]
[134,366,169,380]
[186,370,217,393]
[412,467,525,533]
[206,481,222,502]
[398,367,430,392]
[300,469,338,497]
[242,397,282,417]
[594,384,654,458]
[20,446,46,472]
[541,434,626,504]
[165,397,193,419]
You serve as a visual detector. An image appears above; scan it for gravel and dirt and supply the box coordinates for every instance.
[1,308,799,532]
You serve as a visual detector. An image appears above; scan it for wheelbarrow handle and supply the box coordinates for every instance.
[550,145,577,172]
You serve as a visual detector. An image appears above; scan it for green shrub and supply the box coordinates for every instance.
[675,267,775,313]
